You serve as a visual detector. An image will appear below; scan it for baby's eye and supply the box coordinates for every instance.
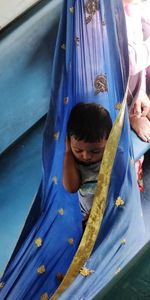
[91,150,103,154]
[75,149,82,153]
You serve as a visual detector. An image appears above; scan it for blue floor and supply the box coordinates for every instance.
[0,121,150,276]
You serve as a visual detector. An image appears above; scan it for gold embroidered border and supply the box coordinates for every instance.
[50,84,128,300]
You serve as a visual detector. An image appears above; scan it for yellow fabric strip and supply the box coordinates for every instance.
[51,85,128,300]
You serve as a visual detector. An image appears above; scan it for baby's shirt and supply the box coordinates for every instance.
[76,161,101,218]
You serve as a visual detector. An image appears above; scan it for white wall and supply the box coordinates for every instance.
[0,0,45,30]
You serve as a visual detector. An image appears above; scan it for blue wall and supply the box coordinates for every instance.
[0,0,62,154]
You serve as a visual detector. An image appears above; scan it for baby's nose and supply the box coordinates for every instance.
[82,151,91,160]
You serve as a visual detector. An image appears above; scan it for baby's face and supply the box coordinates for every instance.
[70,136,107,164]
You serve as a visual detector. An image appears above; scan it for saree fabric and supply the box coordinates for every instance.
[0,0,146,299]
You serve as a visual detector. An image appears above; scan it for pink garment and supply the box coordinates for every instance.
[142,3,150,96]
[124,3,150,76]
[124,2,150,106]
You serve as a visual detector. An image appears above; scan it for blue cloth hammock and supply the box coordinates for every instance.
[0,0,146,299]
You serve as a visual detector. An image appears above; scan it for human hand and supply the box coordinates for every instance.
[65,137,72,153]
[132,90,150,117]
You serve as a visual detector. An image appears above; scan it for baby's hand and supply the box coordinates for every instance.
[65,137,71,153]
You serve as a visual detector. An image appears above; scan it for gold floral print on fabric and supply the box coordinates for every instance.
[0,282,5,289]
[40,293,49,300]
[61,44,66,50]
[115,102,122,110]
[37,265,46,274]
[69,7,74,14]
[120,239,126,245]
[68,238,74,245]
[53,132,59,140]
[74,37,80,45]
[94,75,108,95]
[115,267,121,275]
[115,197,124,207]
[80,267,95,277]
[64,97,69,105]
[85,0,99,24]
[35,238,42,248]
[58,208,64,216]
[56,273,65,282]
[50,82,129,300]
[52,176,58,185]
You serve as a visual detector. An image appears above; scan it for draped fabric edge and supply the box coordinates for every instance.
[50,81,129,300]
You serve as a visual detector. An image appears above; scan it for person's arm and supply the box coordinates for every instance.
[63,138,81,193]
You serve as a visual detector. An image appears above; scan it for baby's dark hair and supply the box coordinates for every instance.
[67,102,112,142]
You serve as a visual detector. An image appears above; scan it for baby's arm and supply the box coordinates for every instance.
[63,138,81,193]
